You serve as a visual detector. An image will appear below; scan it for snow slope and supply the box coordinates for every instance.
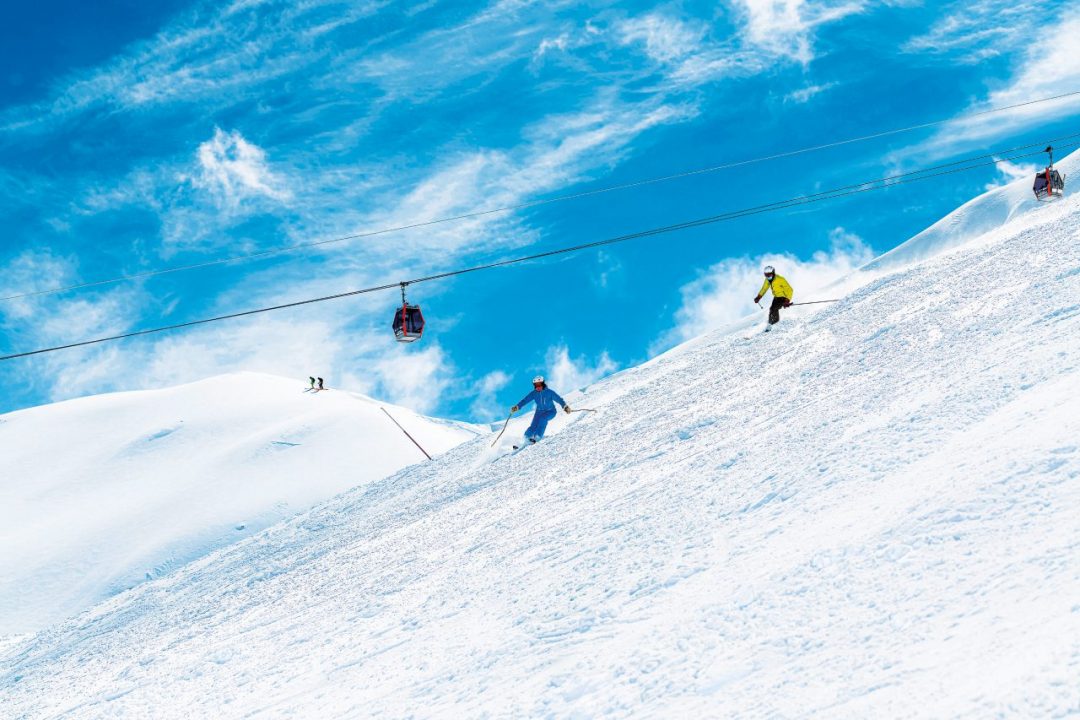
[2,178,1080,717]
[868,148,1078,271]
[0,372,482,637]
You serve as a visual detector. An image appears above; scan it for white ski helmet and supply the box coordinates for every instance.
[763,265,775,276]
[532,375,545,385]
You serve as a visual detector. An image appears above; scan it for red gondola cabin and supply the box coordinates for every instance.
[1033,167,1065,201]
[1033,145,1066,201]
[392,303,425,342]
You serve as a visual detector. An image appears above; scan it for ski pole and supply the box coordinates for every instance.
[381,407,432,460]
[788,299,840,307]
[569,408,596,413]
[491,410,514,447]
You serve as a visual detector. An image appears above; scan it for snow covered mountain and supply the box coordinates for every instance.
[0,372,482,636]
[2,159,1080,717]
[869,149,1079,271]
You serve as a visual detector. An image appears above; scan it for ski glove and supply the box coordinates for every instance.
[563,405,571,414]
[784,299,793,307]
[753,295,761,304]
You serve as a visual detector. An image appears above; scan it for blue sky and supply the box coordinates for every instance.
[2,0,1079,421]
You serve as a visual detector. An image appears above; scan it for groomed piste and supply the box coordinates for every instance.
[1,152,1079,718]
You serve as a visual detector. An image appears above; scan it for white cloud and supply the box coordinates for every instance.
[660,227,875,347]
[41,345,127,403]
[362,343,455,415]
[730,0,865,65]
[902,0,1043,64]
[336,1,566,108]
[615,2,864,89]
[895,7,1080,161]
[340,92,696,262]
[0,250,147,387]
[594,250,623,289]
[982,10,1080,109]
[618,14,704,64]
[0,283,148,406]
[78,168,166,215]
[70,128,296,257]
[984,158,1038,191]
[469,370,512,420]
[533,32,571,62]
[0,250,80,318]
[194,128,293,208]
[543,344,618,393]
[38,293,139,344]
[785,82,837,104]
[0,1,384,133]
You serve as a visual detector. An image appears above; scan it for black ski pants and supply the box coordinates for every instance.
[768,296,789,325]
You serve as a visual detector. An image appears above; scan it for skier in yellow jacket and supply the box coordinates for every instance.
[754,265,793,328]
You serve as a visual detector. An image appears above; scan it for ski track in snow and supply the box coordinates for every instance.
[2,191,1080,717]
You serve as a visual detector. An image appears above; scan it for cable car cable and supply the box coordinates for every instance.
[397,138,1080,287]
[1,138,1077,362]
[4,89,1080,303]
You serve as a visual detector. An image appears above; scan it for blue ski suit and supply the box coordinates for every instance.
[514,387,567,441]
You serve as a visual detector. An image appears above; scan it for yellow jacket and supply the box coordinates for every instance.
[758,274,793,300]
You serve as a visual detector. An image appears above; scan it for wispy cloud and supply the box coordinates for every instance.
[544,344,618,393]
[359,343,455,415]
[0,1,385,134]
[785,81,838,104]
[193,128,293,208]
[532,32,572,64]
[0,250,148,402]
[71,127,298,257]
[618,14,705,64]
[469,370,512,420]
[0,250,80,320]
[902,0,1044,64]
[594,250,623,290]
[895,6,1080,161]
[614,2,865,89]
[983,157,1038,191]
[729,0,865,65]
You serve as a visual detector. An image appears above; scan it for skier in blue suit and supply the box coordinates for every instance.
[511,375,570,444]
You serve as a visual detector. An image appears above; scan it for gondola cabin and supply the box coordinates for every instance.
[392,303,425,342]
[1033,167,1065,201]
[1033,145,1066,201]
[392,284,425,342]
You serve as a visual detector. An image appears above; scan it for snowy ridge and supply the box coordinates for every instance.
[2,187,1080,716]
[868,148,1080,271]
[0,372,481,636]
